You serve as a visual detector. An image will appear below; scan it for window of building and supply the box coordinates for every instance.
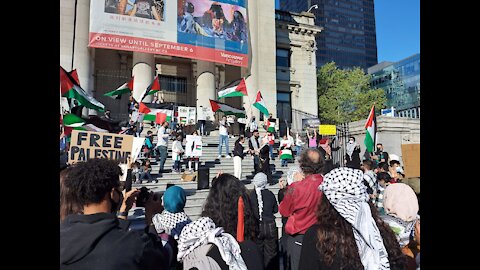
[159,75,187,93]
[277,92,292,133]
[276,48,290,67]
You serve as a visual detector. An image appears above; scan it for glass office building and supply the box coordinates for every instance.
[369,54,420,118]
[280,0,378,70]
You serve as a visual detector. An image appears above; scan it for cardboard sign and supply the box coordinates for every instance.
[319,125,337,135]
[68,130,134,164]
[401,144,420,178]
[185,135,203,157]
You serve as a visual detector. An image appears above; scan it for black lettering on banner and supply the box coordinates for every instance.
[90,134,101,147]
[102,150,109,158]
[78,148,86,161]
[77,132,88,145]
[70,146,80,160]
[102,135,112,148]
[86,148,91,160]
[94,149,102,158]
[108,150,115,159]
[114,136,123,148]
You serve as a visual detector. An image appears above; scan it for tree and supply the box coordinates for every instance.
[317,62,387,124]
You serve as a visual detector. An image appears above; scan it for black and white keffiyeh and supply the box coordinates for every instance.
[320,167,390,270]
[152,210,191,239]
[252,173,268,221]
[346,141,358,158]
[177,217,247,270]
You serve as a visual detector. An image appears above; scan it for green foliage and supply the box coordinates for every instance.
[317,62,387,124]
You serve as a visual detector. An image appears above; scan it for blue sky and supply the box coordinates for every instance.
[374,0,420,63]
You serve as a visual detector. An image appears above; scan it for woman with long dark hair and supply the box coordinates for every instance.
[60,166,81,222]
[299,167,407,270]
[178,173,263,269]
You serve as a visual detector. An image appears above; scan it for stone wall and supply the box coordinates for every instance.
[347,115,420,164]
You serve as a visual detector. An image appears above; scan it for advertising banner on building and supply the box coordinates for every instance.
[90,0,249,67]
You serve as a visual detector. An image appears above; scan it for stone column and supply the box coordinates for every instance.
[132,52,155,103]
[68,0,97,117]
[196,60,216,119]
[246,0,277,127]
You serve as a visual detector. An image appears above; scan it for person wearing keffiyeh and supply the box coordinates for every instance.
[381,183,420,269]
[249,173,279,270]
[298,167,407,270]
[177,217,248,270]
[152,186,191,239]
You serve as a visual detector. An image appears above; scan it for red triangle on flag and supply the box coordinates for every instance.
[151,76,160,91]
[255,91,263,102]
[127,77,134,90]
[139,102,151,114]
[210,99,221,112]
[155,112,167,124]
[69,69,80,85]
[235,78,248,96]
[60,67,76,95]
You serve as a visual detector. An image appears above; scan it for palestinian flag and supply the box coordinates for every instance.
[62,113,85,127]
[139,102,151,114]
[253,91,269,116]
[267,120,276,133]
[146,75,160,96]
[218,78,248,99]
[364,105,377,153]
[195,144,202,151]
[104,77,134,99]
[209,100,246,118]
[279,149,293,160]
[60,66,105,111]
[143,109,172,123]
[83,124,108,133]
[69,69,80,85]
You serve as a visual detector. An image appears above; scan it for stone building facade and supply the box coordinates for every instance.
[60,0,321,132]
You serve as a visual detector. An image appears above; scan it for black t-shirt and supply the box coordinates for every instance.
[249,189,278,222]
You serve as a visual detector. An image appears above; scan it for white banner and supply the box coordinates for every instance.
[185,135,202,157]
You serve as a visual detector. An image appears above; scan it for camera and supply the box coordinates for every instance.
[136,187,151,208]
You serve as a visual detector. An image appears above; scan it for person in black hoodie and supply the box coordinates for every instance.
[233,135,246,180]
[60,158,167,270]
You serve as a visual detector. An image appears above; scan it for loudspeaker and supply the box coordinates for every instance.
[197,167,210,190]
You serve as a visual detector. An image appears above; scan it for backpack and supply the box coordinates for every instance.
[181,244,222,270]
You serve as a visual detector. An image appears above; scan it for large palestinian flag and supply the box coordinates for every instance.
[104,77,134,99]
[143,109,173,124]
[218,78,248,99]
[364,105,376,153]
[209,100,246,118]
[252,91,269,116]
[60,66,105,111]
[145,75,160,96]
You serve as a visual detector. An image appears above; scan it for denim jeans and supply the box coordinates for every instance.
[158,146,168,173]
[281,159,288,166]
[139,170,153,182]
[269,144,274,158]
[174,160,181,171]
[218,135,230,155]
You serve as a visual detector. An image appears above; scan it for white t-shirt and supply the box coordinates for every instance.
[197,108,206,121]
[157,126,169,147]
[219,120,229,136]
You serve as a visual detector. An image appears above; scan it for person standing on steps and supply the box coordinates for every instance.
[218,116,232,159]
[157,121,170,177]
[233,135,246,180]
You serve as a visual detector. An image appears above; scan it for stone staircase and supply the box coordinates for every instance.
[129,127,299,234]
